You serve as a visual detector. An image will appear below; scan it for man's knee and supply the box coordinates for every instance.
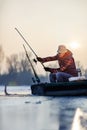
[49,73,56,82]
[56,72,64,82]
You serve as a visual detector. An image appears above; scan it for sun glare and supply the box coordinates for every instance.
[69,42,80,50]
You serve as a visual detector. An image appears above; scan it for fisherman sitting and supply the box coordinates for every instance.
[37,45,78,82]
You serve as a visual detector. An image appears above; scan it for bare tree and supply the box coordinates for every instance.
[18,52,32,72]
[6,54,18,73]
[6,52,32,74]
[76,61,85,75]
[0,45,4,74]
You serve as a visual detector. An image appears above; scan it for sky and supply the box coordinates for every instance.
[0,0,87,74]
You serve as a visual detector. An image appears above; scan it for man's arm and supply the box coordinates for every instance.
[37,55,58,63]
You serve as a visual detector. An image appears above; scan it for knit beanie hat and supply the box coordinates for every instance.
[57,45,67,54]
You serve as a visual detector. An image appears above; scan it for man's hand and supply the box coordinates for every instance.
[44,67,51,72]
[44,67,60,73]
[37,57,43,62]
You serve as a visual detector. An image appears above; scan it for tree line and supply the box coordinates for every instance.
[0,45,47,86]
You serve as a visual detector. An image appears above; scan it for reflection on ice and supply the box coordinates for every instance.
[0,87,87,130]
[71,108,87,130]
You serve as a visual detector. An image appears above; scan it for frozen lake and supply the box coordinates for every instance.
[0,86,87,130]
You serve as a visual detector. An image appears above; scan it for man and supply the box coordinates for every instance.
[37,45,78,82]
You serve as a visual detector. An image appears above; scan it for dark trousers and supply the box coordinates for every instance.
[49,72,72,82]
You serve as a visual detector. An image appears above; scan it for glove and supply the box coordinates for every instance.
[44,67,60,73]
[44,67,51,72]
[37,57,43,62]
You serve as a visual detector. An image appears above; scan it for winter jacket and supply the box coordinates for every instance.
[41,50,78,76]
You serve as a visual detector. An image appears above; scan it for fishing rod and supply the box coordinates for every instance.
[23,44,40,83]
[15,28,45,68]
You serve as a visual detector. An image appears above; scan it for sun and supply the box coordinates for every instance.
[69,42,80,50]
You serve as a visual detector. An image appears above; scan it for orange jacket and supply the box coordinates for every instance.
[41,50,78,76]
